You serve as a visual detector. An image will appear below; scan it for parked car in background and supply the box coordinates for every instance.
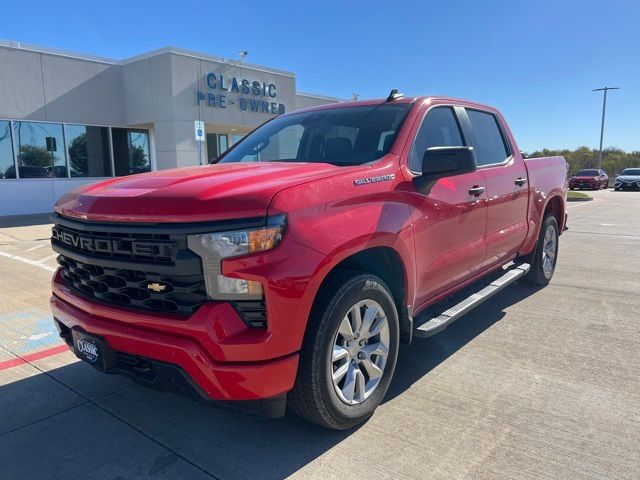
[569,169,608,190]
[614,168,640,191]
[3,165,51,178]
[45,165,71,178]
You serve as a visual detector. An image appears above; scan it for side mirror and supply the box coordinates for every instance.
[422,146,477,180]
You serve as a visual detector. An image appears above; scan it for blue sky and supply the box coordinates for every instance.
[2,0,638,152]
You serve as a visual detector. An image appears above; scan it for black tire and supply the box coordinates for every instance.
[288,271,400,430]
[569,187,575,190]
[525,214,559,286]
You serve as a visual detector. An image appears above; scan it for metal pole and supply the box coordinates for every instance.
[593,86,619,171]
[597,89,607,170]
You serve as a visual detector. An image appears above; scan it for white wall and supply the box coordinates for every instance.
[295,92,342,110]
[0,178,102,215]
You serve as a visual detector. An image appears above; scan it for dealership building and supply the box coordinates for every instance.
[0,40,339,216]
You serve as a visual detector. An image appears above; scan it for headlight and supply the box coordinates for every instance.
[187,216,285,299]
[195,225,284,260]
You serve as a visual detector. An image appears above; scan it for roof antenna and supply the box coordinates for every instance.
[386,89,404,102]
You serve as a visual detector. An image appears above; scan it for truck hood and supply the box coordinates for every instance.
[55,162,350,223]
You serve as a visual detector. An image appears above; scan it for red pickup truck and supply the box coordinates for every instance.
[50,93,567,429]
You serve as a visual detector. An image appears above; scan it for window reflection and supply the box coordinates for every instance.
[66,125,112,177]
[112,128,151,176]
[0,121,15,179]
[13,121,67,178]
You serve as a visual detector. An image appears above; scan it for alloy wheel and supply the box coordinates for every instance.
[330,299,390,405]
[542,224,557,279]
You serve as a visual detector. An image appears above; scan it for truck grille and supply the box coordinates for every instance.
[52,224,177,263]
[57,255,206,315]
[51,214,270,322]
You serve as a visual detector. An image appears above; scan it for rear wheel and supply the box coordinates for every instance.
[525,215,559,286]
[288,272,399,430]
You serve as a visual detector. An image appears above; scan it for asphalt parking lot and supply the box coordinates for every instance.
[0,189,638,480]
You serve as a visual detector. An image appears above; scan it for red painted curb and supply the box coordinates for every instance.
[0,344,70,371]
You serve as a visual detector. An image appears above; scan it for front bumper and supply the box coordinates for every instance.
[569,181,600,189]
[615,181,640,190]
[51,270,298,412]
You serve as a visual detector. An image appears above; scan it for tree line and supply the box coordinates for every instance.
[524,147,640,176]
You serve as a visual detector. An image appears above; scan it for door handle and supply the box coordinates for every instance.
[515,177,528,186]
[468,185,485,197]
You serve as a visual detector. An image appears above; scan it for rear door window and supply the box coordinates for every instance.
[466,109,510,167]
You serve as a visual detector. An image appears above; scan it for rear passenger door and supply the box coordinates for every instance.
[462,108,529,268]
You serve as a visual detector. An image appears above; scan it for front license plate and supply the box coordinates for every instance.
[72,330,113,370]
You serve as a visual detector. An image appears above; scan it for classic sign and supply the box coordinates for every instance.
[197,73,286,115]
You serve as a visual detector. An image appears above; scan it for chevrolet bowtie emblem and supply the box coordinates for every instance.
[147,283,166,292]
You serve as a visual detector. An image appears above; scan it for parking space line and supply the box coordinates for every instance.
[36,253,58,263]
[26,244,47,252]
[0,344,69,371]
[0,251,56,272]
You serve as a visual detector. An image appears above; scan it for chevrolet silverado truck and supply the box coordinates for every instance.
[50,92,568,430]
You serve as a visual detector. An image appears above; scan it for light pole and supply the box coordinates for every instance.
[592,86,619,170]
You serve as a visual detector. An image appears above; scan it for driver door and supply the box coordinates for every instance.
[406,105,488,310]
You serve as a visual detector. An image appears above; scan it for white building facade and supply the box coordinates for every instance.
[0,40,339,216]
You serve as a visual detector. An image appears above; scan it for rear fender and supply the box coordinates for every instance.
[520,191,566,256]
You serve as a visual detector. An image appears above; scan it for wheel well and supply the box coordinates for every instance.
[330,247,406,304]
[317,247,412,344]
[544,195,564,227]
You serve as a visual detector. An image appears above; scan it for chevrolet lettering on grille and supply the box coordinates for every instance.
[52,226,172,258]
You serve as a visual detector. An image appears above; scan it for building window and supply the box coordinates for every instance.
[112,128,151,176]
[65,125,112,177]
[13,121,67,178]
[0,121,15,179]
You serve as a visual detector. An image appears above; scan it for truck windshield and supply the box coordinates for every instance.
[218,104,413,166]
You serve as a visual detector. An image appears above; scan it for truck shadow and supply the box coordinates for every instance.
[0,282,541,480]
[386,281,540,401]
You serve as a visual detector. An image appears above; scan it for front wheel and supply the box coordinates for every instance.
[288,272,399,430]
[525,214,559,286]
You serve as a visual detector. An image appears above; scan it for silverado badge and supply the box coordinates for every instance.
[354,174,395,186]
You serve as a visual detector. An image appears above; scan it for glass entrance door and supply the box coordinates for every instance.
[206,133,228,162]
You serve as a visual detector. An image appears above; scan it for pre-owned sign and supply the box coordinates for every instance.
[196,73,285,115]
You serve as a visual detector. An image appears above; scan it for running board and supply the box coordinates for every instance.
[413,263,530,338]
